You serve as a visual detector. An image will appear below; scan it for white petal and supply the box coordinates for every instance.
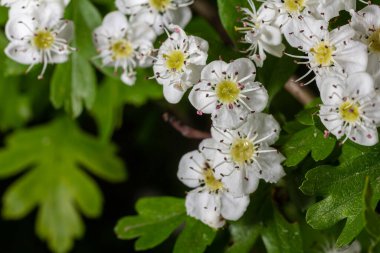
[333,40,367,74]
[189,81,217,114]
[227,58,256,82]
[120,72,136,86]
[319,75,345,105]
[345,72,374,97]
[178,150,206,188]
[212,105,248,129]
[186,190,225,229]
[5,15,35,41]
[115,0,147,14]
[163,83,186,104]
[240,82,269,113]
[5,42,41,64]
[220,193,250,221]
[348,126,378,146]
[252,149,285,183]
[167,7,192,29]
[261,25,282,46]
[200,60,228,81]
[239,113,280,145]
[319,106,344,139]
[222,167,259,197]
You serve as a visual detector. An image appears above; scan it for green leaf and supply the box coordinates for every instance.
[0,117,126,253]
[282,125,336,166]
[50,0,101,117]
[173,217,217,253]
[0,7,7,25]
[226,223,261,253]
[300,153,380,246]
[217,0,249,44]
[91,71,162,140]
[115,197,186,251]
[261,209,303,253]
[295,107,319,126]
[50,53,97,117]
[0,75,32,130]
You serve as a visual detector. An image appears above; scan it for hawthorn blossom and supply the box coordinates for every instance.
[177,139,250,228]
[115,0,193,35]
[2,0,70,17]
[350,5,380,90]
[308,0,356,21]
[204,113,285,197]
[319,72,380,146]
[236,0,285,67]
[93,11,156,85]
[189,58,268,129]
[322,240,361,253]
[153,26,208,104]
[286,17,367,85]
[4,1,74,79]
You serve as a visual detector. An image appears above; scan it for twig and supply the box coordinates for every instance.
[284,76,316,105]
[192,0,233,45]
[162,112,211,139]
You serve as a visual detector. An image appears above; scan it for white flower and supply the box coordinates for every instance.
[350,5,380,90]
[203,113,285,197]
[177,139,250,229]
[189,58,269,129]
[2,0,70,15]
[93,11,156,86]
[322,240,361,253]
[4,1,74,79]
[286,17,368,85]
[153,26,208,104]
[319,72,380,146]
[236,0,285,67]
[115,0,192,35]
[308,0,356,21]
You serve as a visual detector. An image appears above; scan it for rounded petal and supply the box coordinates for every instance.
[348,126,378,146]
[115,0,147,14]
[252,149,285,183]
[239,113,280,145]
[319,106,345,139]
[200,60,228,81]
[240,82,269,113]
[5,15,35,41]
[261,25,282,46]
[5,42,41,64]
[333,40,367,74]
[345,72,374,97]
[220,193,250,221]
[120,72,136,86]
[227,58,256,83]
[212,105,247,129]
[163,83,186,104]
[222,167,259,197]
[186,190,225,229]
[189,81,217,114]
[167,7,192,29]
[319,76,345,105]
[178,150,206,188]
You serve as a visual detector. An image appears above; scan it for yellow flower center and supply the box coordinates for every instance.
[149,0,171,12]
[216,80,240,104]
[230,138,255,164]
[203,168,224,192]
[164,50,186,71]
[310,42,335,67]
[339,101,360,123]
[33,30,55,50]
[111,39,133,60]
[284,0,305,13]
[368,29,380,53]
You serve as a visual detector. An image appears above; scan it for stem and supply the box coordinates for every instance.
[162,112,211,139]
[284,76,317,105]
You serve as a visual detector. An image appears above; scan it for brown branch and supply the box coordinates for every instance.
[192,0,233,45]
[284,76,316,105]
[163,112,211,139]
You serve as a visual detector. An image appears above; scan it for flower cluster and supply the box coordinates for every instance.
[1,0,74,79]
[150,21,285,227]
[93,0,193,85]
[237,0,380,147]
